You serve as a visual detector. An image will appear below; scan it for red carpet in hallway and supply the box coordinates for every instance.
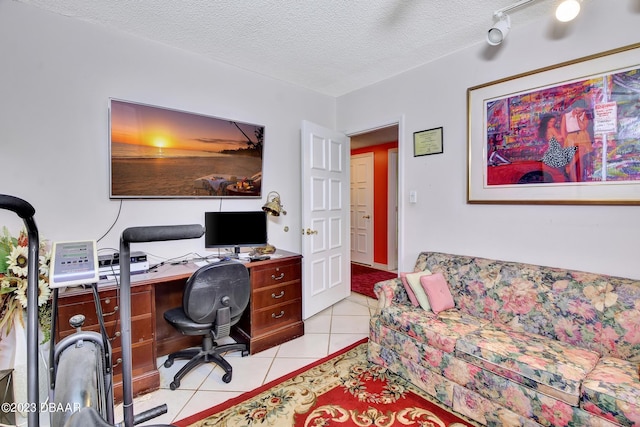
[351,262,397,299]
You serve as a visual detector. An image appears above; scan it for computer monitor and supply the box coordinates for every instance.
[204,211,268,254]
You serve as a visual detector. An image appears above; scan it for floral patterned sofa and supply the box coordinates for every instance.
[368,252,640,426]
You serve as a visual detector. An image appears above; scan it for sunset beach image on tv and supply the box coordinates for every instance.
[109,99,264,198]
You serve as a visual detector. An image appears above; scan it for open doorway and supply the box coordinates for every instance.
[349,124,399,273]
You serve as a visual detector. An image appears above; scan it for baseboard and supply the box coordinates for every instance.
[372,262,392,271]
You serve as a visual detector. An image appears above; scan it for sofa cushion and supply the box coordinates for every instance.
[399,272,421,306]
[599,280,640,360]
[582,357,640,426]
[414,252,620,357]
[421,272,455,314]
[377,305,488,353]
[455,324,600,406]
[404,270,433,310]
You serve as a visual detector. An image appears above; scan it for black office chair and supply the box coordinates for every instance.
[163,261,250,390]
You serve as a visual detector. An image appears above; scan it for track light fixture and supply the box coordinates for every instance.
[555,0,581,22]
[486,0,534,46]
[487,12,511,46]
[486,0,582,46]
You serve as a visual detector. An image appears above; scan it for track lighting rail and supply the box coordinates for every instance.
[493,0,538,17]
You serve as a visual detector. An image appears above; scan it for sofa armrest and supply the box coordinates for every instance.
[374,278,409,310]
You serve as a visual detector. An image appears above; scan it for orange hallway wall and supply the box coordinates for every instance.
[351,141,398,265]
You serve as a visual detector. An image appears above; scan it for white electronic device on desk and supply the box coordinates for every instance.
[50,240,99,288]
[98,251,149,281]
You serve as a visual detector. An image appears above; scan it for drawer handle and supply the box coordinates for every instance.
[109,331,121,341]
[271,273,285,281]
[272,310,285,319]
[112,357,123,369]
[271,291,285,299]
[103,306,119,317]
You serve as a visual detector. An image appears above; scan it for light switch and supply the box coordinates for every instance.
[409,190,417,204]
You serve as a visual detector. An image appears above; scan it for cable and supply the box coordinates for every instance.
[98,247,119,254]
[97,199,123,243]
[145,251,205,269]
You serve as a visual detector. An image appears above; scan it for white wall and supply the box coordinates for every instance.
[337,1,640,279]
[0,1,335,259]
[3,1,640,281]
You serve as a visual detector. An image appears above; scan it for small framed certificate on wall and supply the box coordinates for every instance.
[413,127,443,157]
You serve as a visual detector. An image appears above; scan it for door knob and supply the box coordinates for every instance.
[362,215,371,219]
[305,228,318,235]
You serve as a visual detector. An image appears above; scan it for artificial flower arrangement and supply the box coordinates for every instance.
[0,226,52,343]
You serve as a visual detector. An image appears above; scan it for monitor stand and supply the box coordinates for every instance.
[225,246,241,259]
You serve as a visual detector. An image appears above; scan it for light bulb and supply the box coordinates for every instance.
[555,0,581,22]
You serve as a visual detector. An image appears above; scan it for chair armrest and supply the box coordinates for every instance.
[374,278,409,310]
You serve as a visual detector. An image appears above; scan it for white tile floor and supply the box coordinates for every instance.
[118,292,377,426]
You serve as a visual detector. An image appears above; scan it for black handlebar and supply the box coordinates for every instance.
[121,224,204,243]
[119,223,204,427]
[0,194,36,219]
[0,194,39,427]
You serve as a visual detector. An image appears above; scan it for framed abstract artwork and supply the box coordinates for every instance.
[468,43,640,205]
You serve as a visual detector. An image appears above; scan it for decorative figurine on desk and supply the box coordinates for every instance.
[254,244,275,255]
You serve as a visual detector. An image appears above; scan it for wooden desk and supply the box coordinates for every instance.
[54,251,303,400]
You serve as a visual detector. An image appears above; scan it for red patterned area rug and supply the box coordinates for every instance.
[351,262,397,299]
[175,339,478,427]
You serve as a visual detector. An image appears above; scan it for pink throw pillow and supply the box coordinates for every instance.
[420,273,455,314]
[400,272,419,306]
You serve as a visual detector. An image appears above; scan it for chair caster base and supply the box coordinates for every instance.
[222,372,232,383]
[170,380,180,390]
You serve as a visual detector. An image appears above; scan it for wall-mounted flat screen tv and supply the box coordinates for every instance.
[109,99,264,198]
[205,211,267,254]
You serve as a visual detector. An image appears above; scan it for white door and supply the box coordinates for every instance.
[350,153,373,265]
[301,120,350,319]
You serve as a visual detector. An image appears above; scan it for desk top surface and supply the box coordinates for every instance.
[59,249,301,297]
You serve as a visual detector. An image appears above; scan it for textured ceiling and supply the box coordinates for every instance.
[18,0,559,97]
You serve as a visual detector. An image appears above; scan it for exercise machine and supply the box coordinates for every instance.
[49,224,205,427]
[0,194,205,426]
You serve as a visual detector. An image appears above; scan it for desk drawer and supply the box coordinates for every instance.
[57,290,152,332]
[111,341,155,378]
[55,284,156,401]
[251,261,301,289]
[58,316,154,347]
[253,299,301,332]
[252,281,301,310]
